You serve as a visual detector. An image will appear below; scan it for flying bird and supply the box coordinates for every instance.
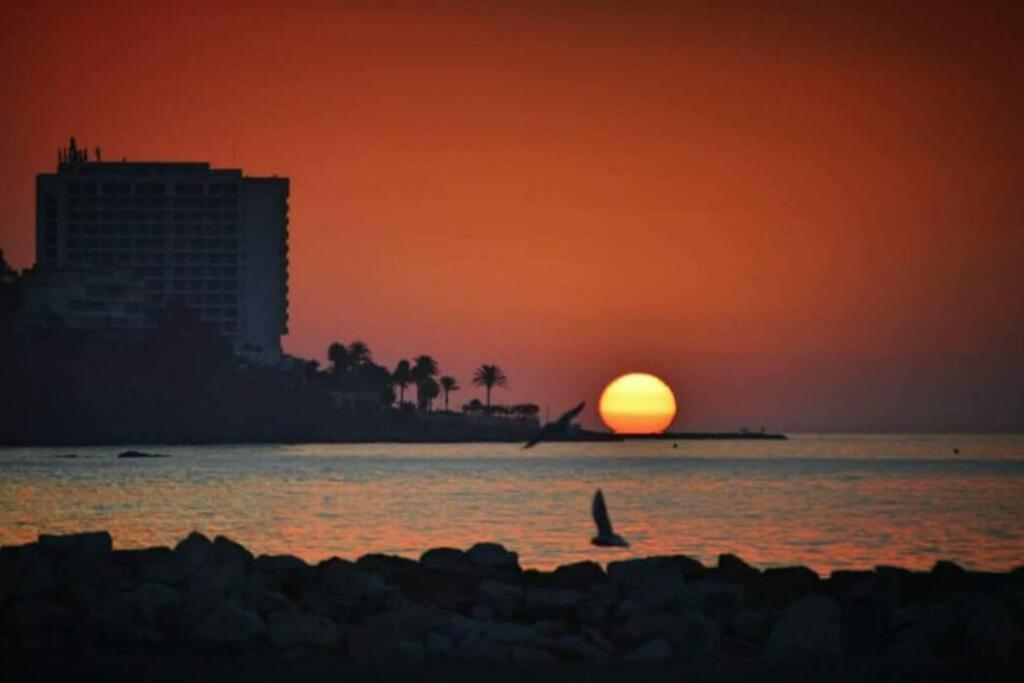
[522,401,585,449]
[591,488,629,547]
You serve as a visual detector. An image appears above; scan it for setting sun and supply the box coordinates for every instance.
[599,372,677,434]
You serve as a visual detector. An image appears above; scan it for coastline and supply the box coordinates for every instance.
[2,531,1021,682]
[0,431,787,448]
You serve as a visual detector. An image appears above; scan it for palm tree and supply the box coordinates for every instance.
[327,342,350,375]
[420,377,440,412]
[439,376,460,412]
[472,364,508,409]
[347,340,372,367]
[392,359,412,406]
[411,355,439,410]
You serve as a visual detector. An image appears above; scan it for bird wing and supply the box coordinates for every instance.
[523,423,557,449]
[559,402,586,424]
[592,489,615,537]
[522,401,585,449]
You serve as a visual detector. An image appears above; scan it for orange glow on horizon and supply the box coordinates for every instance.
[0,2,1021,431]
[599,372,677,434]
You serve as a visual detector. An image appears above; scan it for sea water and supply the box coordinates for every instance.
[1,434,1022,572]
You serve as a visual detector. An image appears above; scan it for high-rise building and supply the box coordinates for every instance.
[34,138,289,355]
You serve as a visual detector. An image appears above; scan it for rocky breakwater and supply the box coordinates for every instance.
[2,532,1023,678]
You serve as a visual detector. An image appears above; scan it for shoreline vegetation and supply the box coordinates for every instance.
[21,430,789,450]
[0,288,783,446]
[2,531,1021,682]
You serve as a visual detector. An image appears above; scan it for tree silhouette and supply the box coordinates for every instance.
[439,375,460,412]
[472,364,508,409]
[420,376,440,412]
[328,342,350,375]
[411,355,439,410]
[347,340,372,367]
[392,359,411,406]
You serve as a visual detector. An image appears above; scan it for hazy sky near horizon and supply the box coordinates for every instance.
[2,1,1022,431]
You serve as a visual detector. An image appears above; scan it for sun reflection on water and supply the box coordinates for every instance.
[1,435,1022,572]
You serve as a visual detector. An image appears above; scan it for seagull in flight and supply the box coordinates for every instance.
[522,401,585,449]
[591,489,629,547]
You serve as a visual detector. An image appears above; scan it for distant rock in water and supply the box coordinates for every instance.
[117,449,170,459]
[52,453,79,459]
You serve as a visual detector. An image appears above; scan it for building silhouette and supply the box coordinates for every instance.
[32,138,289,355]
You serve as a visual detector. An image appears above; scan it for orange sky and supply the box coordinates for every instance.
[2,1,1022,431]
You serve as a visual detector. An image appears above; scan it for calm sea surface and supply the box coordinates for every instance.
[1,435,1022,572]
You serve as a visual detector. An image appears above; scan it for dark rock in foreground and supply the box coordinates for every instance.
[2,532,1022,682]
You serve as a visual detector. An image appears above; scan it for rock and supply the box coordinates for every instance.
[829,570,879,600]
[730,609,773,642]
[887,620,936,661]
[608,556,704,614]
[509,645,558,665]
[608,555,705,590]
[178,578,226,632]
[839,588,889,657]
[190,601,267,648]
[471,604,493,622]
[37,531,112,561]
[538,633,608,660]
[964,606,1024,663]
[765,594,840,658]
[243,585,293,616]
[465,543,519,571]
[459,637,510,664]
[254,554,314,600]
[683,579,745,616]
[348,600,449,662]
[674,609,720,658]
[420,547,466,570]
[267,610,341,649]
[255,553,310,576]
[479,579,524,618]
[932,559,967,575]
[718,553,759,577]
[535,618,570,638]
[623,638,672,661]
[485,621,539,645]
[576,595,615,625]
[303,558,394,617]
[446,614,485,645]
[613,597,640,620]
[2,600,70,648]
[89,591,146,645]
[213,535,254,569]
[174,531,215,574]
[425,629,454,659]
[523,587,586,619]
[134,582,180,626]
[52,551,121,592]
[590,581,621,601]
[552,561,606,588]
[136,547,189,587]
[582,625,614,653]
[626,612,678,640]
[392,639,427,661]
[1,545,56,600]
[117,450,170,458]
[188,555,247,596]
[756,566,821,607]
[625,610,719,657]
[356,553,421,586]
